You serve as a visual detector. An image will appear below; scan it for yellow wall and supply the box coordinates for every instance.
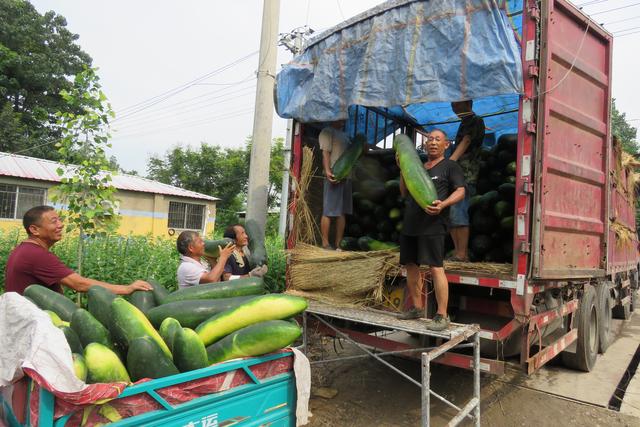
[0,178,217,238]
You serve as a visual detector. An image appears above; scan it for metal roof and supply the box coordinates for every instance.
[0,153,219,202]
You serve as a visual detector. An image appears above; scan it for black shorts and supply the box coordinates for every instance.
[399,234,445,267]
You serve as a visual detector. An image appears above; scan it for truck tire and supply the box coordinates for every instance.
[595,281,613,354]
[562,284,598,372]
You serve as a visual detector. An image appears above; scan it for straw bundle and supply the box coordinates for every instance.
[289,146,319,246]
[610,220,637,248]
[444,260,513,275]
[383,260,513,277]
[622,151,640,170]
[288,243,399,306]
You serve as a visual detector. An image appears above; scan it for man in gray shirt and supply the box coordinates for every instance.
[176,231,235,288]
[320,120,353,250]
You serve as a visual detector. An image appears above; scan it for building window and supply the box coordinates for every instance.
[0,184,47,219]
[168,201,205,230]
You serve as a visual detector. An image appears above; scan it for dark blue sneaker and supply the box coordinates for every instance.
[397,308,421,320]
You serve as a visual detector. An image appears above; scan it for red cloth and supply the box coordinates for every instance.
[24,352,294,427]
[5,242,74,295]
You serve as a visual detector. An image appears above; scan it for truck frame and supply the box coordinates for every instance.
[283,0,639,375]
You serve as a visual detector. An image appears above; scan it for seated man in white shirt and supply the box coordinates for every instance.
[176,231,235,288]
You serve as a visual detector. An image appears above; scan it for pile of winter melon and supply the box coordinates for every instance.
[24,278,306,384]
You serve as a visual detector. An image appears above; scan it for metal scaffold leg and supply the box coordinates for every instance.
[474,331,481,427]
[422,352,430,427]
[301,303,481,427]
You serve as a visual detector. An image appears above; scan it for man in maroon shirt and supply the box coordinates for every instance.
[5,205,152,295]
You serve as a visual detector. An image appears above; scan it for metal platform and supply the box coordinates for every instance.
[302,300,481,427]
[306,300,474,339]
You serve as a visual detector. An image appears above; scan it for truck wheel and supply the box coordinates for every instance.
[596,281,613,354]
[562,284,598,372]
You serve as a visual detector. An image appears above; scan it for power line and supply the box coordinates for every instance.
[116,51,259,118]
[112,108,254,139]
[602,15,640,26]
[614,25,640,33]
[0,139,61,161]
[114,77,256,124]
[117,51,258,113]
[576,0,609,7]
[114,88,256,133]
[114,83,256,127]
[616,29,640,36]
[590,2,640,16]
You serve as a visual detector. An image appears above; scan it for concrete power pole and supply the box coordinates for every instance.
[246,0,280,234]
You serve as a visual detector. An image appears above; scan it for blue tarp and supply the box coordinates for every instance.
[275,0,524,142]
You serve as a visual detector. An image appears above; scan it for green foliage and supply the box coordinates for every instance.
[0,102,28,150]
[266,137,285,208]
[263,234,286,293]
[612,99,638,154]
[147,137,285,227]
[0,0,92,159]
[52,67,119,238]
[0,229,287,296]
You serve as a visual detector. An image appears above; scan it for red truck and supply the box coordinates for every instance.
[279,0,638,374]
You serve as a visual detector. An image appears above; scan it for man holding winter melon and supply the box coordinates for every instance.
[176,230,235,288]
[396,130,465,331]
[319,120,353,250]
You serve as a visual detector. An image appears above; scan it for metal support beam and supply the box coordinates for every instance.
[473,332,481,427]
[311,347,436,364]
[304,311,482,425]
[422,352,430,427]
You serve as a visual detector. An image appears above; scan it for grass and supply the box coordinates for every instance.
[0,228,287,295]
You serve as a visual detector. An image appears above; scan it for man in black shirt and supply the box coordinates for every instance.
[398,129,466,331]
[449,100,485,261]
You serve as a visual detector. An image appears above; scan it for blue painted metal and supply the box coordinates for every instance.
[38,387,55,427]
[2,352,296,427]
[1,397,22,427]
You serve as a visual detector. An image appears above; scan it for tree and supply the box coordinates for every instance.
[0,102,27,151]
[146,137,285,230]
[0,0,92,159]
[268,137,285,208]
[51,67,119,278]
[612,99,638,154]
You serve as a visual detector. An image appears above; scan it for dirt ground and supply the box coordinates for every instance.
[305,339,640,427]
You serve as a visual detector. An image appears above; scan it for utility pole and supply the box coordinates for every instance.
[278,26,313,237]
[246,0,280,234]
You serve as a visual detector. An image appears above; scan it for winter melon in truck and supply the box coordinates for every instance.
[276,0,638,374]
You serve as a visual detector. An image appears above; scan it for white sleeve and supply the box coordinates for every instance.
[177,263,207,288]
[318,128,333,152]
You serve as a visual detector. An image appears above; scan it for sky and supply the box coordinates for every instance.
[30,0,640,175]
